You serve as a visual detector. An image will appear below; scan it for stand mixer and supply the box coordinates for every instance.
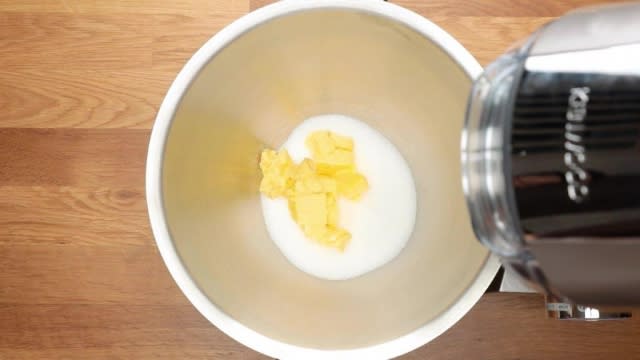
[464,1,640,319]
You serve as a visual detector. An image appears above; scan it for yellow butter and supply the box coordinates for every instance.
[334,170,367,200]
[259,149,295,198]
[292,193,327,227]
[259,130,368,251]
[306,131,356,175]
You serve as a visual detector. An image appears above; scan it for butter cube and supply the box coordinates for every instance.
[323,227,351,251]
[315,150,354,175]
[305,131,333,156]
[335,170,369,200]
[330,132,354,150]
[293,193,327,227]
[259,149,295,198]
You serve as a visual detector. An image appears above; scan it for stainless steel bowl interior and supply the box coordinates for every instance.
[160,8,490,350]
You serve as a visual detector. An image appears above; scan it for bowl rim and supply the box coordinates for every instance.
[146,0,501,358]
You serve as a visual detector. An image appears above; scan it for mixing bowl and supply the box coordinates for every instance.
[146,0,500,358]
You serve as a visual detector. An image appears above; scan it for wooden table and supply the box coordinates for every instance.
[1,0,638,359]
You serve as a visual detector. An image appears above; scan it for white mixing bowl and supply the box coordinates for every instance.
[146,1,500,358]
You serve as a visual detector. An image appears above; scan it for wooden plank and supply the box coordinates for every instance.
[0,129,148,187]
[68,0,248,15]
[0,70,166,129]
[0,12,237,72]
[0,244,185,305]
[0,186,149,247]
[0,0,248,15]
[0,348,265,360]
[0,304,210,330]
[0,13,153,71]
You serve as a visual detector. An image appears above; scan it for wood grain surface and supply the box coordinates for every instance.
[1,0,638,359]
